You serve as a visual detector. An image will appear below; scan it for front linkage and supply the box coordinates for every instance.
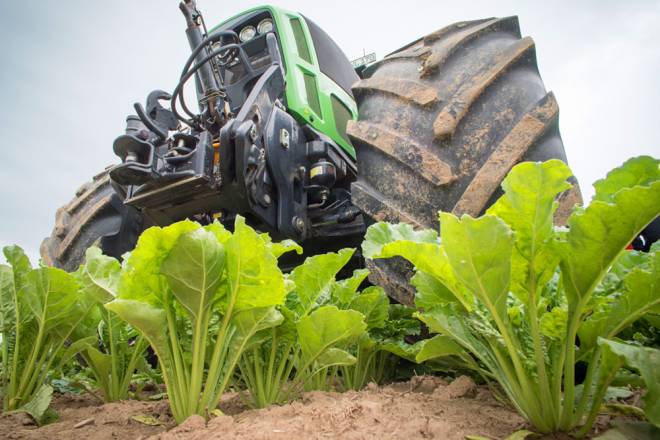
[109,0,362,248]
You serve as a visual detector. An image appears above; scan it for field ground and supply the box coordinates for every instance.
[0,376,546,440]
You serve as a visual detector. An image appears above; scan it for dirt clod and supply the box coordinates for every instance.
[435,375,477,399]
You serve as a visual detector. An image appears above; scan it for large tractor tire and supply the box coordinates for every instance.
[347,16,582,305]
[41,169,143,271]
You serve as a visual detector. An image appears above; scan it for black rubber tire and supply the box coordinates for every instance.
[348,16,581,304]
[41,169,144,271]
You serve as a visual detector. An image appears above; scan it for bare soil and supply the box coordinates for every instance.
[0,376,531,440]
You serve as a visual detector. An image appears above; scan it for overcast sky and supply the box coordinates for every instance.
[1,0,659,262]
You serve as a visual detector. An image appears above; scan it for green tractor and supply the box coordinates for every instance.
[41,2,580,303]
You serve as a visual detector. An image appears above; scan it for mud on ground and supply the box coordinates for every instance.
[1,376,528,440]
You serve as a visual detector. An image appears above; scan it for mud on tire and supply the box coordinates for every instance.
[40,169,143,271]
[348,17,581,304]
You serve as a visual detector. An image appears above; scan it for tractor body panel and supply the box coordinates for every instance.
[211,5,358,158]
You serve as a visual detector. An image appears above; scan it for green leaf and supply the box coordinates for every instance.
[23,267,81,331]
[488,160,572,259]
[225,217,286,311]
[3,245,32,287]
[78,247,120,304]
[439,213,513,320]
[316,348,357,368]
[203,222,232,243]
[330,268,369,306]
[362,221,438,259]
[411,270,463,311]
[348,286,389,330]
[487,160,570,304]
[289,249,354,315]
[0,264,16,332]
[415,334,464,363]
[594,420,660,440]
[297,305,366,367]
[57,336,97,370]
[580,252,659,351]
[104,299,174,376]
[131,414,163,426]
[118,220,201,306]
[379,339,422,362]
[267,239,303,259]
[559,177,660,307]
[161,228,226,320]
[599,338,660,426]
[231,307,284,351]
[18,384,53,425]
[365,223,471,311]
[504,430,537,440]
[85,344,113,393]
[593,156,660,203]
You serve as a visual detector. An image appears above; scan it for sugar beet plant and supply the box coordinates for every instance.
[104,217,306,423]
[0,246,91,420]
[65,247,149,402]
[236,249,370,408]
[364,156,660,435]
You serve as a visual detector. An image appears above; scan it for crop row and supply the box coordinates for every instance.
[1,156,658,437]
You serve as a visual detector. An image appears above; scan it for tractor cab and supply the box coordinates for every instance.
[211,6,359,157]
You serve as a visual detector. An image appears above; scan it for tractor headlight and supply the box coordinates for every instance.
[239,25,257,42]
[257,18,273,34]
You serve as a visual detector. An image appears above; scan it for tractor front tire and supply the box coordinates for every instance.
[348,16,581,304]
[40,169,143,271]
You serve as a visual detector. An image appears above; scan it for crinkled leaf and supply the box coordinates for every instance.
[348,286,389,330]
[161,228,225,320]
[540,306,567,340]
[580,253,659,351]
[365,223,471,311]
[439,213,513,320]
[559,174,660,307]
[118,220,200,305]
[78,247,120,304]
[362,221,438,259]
[297,305,366,366]
[411,270,462,310]
[19,384,53,425]
[0,264,16,332]
[593,156,660,203]
[599,338,660,426]
[104,299,174,378]
[230,307,284,352]
[268,239,303,259]
[330,268,369,306]
[225,217,286,311]
[415,306,497,372]
[289,249,353,315]
[23,267,81,331]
